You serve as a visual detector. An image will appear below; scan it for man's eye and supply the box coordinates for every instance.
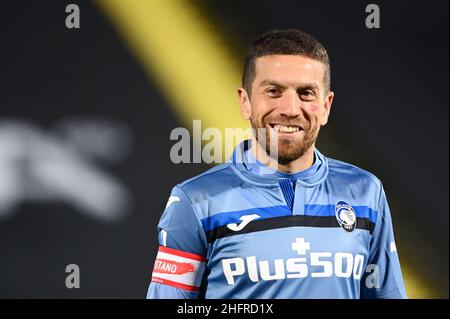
[299,90,315,100]
[266,88,281,96]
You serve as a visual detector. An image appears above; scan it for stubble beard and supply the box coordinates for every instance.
[251,118,319,165]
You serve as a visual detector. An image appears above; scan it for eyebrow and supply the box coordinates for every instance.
[259,79,319,91]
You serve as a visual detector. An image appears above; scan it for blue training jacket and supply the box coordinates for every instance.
[147,140,407,299]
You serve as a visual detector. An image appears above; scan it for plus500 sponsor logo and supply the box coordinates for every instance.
[222,253,365,284]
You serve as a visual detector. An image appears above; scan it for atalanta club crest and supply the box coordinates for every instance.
[335,201,357,232]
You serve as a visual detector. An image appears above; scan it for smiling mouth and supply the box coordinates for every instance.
[269,124,303,133]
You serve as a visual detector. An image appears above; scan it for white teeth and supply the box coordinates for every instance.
[272,125,300,133]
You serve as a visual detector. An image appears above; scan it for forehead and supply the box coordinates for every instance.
[254,55,325,86]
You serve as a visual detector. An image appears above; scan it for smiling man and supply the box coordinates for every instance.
[147,29,407,299]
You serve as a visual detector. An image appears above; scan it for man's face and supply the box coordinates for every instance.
[238,55,334,164]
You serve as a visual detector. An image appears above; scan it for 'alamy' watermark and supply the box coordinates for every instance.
[65,4,80,29]
[65,264,80,289]
[169,120,279,172]
[365,4,380,29]
[365,264,381,289]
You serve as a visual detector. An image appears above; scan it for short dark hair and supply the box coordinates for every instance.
[242,29,331,95]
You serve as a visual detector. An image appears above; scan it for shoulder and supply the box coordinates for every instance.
[174,162,241,203]
[326,156,383,194]
[327,157,381,183]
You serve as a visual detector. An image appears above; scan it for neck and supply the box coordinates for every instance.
[250,137,315,174]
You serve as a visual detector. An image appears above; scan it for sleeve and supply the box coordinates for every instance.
[360,184,408,299]
[146,186,208,299]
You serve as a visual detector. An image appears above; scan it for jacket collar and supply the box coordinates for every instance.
[230,139,329,188]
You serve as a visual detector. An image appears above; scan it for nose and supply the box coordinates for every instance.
[278,89,302,117]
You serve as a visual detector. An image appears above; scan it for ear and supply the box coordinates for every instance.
[237,88,252,120]
[320,91,334,126]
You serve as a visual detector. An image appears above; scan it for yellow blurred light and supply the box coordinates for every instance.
[96,0,248,161]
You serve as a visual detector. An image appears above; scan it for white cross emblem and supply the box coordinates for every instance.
[292,238,311,255]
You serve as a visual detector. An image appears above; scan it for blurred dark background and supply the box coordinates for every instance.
[0,0,447,298]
